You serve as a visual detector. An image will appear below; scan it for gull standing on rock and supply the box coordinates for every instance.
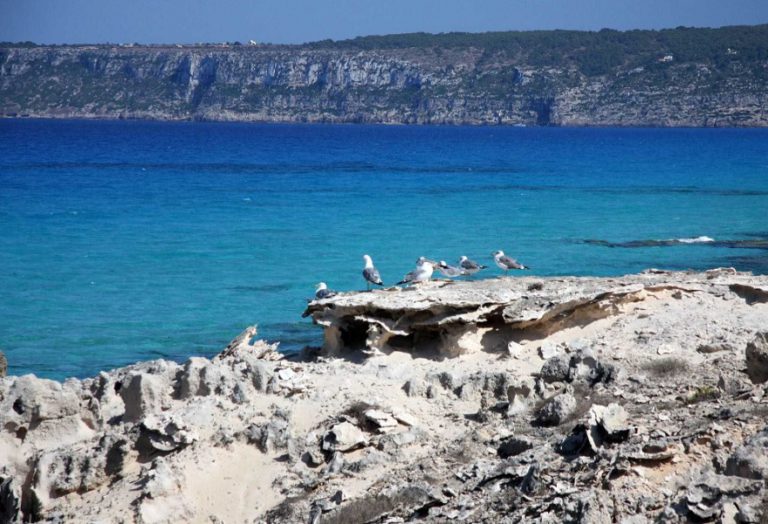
[397,257,434,286]
[459,256,487,278]
[314,282,337,300]
[437,260,466,278]
[362,254,384,290]
[493,250,529,275]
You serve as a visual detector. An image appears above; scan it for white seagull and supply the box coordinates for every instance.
[314,282,337,300]
[397,257,434,286]
[459,256,487,278]
[362,254,384,290]
[493,250,529,274]
[437,260,466,278]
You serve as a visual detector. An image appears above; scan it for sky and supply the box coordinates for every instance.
[1,0,767,45]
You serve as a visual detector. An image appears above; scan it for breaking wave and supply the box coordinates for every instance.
[583,236,768,249]
[676,236,715,244]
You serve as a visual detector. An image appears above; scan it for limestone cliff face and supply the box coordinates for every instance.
[1,42,766,126]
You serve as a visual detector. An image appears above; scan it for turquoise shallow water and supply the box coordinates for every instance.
[1,120,767,379]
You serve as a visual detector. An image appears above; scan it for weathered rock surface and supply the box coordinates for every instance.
[322,422,367,452]
[1,270,768,522]
[534,391,577,426]
[2,25,767,127]
[726,427,768,480]
[745,332,768,384]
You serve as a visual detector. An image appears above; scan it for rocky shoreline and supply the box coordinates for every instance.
[1,269,768,522]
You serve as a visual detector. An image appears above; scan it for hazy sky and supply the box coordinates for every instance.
[2,0,767,45]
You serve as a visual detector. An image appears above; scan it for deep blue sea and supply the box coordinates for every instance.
[1,120,767,380]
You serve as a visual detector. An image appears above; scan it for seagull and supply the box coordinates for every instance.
[437,260,466,278]
[397,257,434,285]
[459,256,487,278]
[314,282,337,300]
[362,254,384,290]
[493,250,529,274]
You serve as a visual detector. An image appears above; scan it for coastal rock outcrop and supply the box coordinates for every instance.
[1,270,768,522]
[745,332,768,384]
[302,270,761,360]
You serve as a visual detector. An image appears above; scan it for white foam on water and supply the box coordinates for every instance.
[676,236,715,244]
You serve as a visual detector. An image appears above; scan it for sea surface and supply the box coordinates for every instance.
[1,120,767,380]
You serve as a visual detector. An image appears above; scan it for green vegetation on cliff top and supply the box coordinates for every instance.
[3,24,768,77]
[1,24,766,126]
[310,24,768,76]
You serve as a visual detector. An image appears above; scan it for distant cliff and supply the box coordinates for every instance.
[2,25,768,126]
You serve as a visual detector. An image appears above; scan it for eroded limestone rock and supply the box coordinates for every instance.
[1,271,767,523]
[745,332,768,384]
[120,373,169,423]
[0,375,80,427]
[304,274,667,358]
[322,422,367,452]
[140,414,198,452]
[246,409,293,454]
[726,427,768,480]
[535,391,577,426]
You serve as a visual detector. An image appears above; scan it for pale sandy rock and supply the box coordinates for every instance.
[506,340,524,358]
[594,403,628,435]
[177,357,212,398]
[246,409,292,454]
[140,414,198,452]
[0,375,80,426]
[717,373,754,396]
[377,428,424,453]
[390,409,418,427]
[657,343,680,355]
[322,422,367,452]
[567,338,591,352]
[539,340,561,359]
[120,373,169,423]
[507,378,537,415]
[138,458,193,524]
[745,332,768,384]
[88,371,126,423]
[1,271,767,522]
[33,447,107,504]
[363,409,398,432]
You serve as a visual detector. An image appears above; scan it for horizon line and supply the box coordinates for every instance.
[3,21,767,48]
